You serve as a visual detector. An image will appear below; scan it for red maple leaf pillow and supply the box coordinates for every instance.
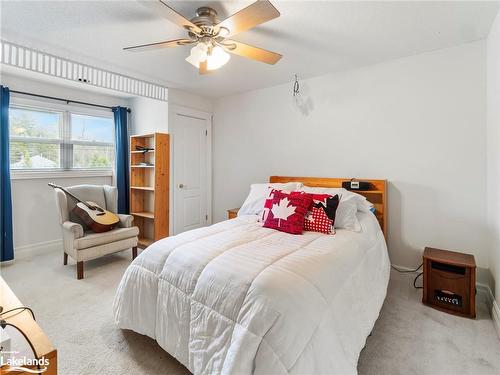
[263,190,312,234]
[259,187,290,222]
[304,194,340,234]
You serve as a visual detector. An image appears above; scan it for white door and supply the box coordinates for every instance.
[170,106,211,235]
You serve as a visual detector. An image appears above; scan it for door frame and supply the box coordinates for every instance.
[168,104,212,235]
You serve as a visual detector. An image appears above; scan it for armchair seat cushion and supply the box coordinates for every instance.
[75,226,139,250]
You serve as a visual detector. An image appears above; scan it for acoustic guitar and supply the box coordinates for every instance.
[48,183,120,233]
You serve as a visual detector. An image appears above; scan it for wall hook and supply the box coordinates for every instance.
[293,74,300,96]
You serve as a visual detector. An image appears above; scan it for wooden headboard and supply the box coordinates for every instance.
[269,176,387,237]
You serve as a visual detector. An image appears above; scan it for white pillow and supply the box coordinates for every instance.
[334,196,361,232]
[299,187,371,232]
[346,190,374,213]
[238,182,303,216]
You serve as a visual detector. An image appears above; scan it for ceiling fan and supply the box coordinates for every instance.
[124,0,282,74]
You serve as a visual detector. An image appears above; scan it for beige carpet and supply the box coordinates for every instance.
[1,249,500,375]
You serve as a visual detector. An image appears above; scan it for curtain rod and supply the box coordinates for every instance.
[10,90,131,113]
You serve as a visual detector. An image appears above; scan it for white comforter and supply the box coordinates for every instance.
[113,212,390,375]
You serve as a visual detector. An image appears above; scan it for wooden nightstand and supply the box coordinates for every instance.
[227,208,239,219]
[422,247,476,318]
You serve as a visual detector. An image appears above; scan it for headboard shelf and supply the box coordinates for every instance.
[269,176,387,237]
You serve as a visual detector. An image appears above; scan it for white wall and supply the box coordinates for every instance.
[168,88,213,113]
[487,11,500,304]
[1,73,130,251]
[129,96,168,135]
[11,175,113,250]
[213,41,488,269]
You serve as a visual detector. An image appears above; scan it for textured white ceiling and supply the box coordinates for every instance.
[1,1,499,98]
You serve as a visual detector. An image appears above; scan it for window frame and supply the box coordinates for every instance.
[9,97,115,180]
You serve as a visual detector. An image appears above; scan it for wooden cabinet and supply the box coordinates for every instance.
[227,208,239,220]
[130,133,169,248]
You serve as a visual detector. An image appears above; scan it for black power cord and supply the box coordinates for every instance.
[413,272,424,289]
[391,263,424,289]
[0,306,36,321]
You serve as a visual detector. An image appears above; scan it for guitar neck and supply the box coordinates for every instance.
[48,183,84,205]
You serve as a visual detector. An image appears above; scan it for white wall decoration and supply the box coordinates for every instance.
[0,40,168,101]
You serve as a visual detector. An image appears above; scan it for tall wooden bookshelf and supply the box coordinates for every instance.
[130,132,169,248]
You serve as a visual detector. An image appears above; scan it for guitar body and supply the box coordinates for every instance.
[73,202,120,233]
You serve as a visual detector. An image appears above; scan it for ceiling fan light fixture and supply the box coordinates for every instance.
[186,43,230,71]
[206,46,230,70]
[185,43,208,68]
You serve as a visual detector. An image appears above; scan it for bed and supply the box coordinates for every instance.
[113,176,390,375]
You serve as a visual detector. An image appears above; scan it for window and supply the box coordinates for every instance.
[70,113,115,169]
[9,102,115,173]
[10,107,62,169]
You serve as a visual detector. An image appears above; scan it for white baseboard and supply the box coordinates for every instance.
[14,239,62,260]
[476,283,500,339]
[493,299,500,339]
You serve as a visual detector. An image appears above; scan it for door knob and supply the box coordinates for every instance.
[179,183,185,189]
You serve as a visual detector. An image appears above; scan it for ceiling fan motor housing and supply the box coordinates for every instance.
[189,7,221,37]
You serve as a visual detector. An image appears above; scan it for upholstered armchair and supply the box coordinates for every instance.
[54,184,139,279]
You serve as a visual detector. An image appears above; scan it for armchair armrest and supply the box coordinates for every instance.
[62,221,84,239]
[117,214,134,228]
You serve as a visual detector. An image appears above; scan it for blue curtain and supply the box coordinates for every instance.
[113,106,129,214]
[0,86,14,262]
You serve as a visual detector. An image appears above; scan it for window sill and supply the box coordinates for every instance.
[10,169,114,180]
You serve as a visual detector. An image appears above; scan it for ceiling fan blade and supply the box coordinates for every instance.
[215,0,280,38]
[224,40,282,65]
[199,60,209,75]
[124,38,193,52]
[139,0,202,34]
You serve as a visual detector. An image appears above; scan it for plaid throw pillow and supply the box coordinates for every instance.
[304,194,340,234]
